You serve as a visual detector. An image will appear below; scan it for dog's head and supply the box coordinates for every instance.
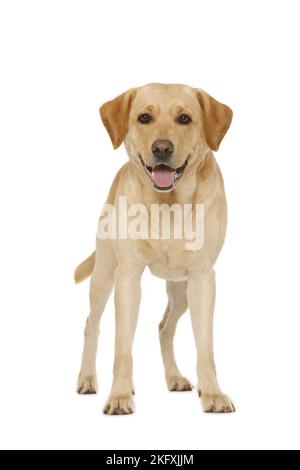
[100,84,232,192]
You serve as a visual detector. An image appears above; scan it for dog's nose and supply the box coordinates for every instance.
[151,140,174,159]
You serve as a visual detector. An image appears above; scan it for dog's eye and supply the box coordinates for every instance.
[138,113,152,124]
[177,114,192,125]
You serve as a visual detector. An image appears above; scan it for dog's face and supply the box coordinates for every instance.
[100,84,232,192]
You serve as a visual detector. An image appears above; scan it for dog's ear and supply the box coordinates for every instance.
[196,90,233,151]
[100,88,136,149]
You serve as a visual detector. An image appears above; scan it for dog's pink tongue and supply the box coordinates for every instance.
[152,166,175,188]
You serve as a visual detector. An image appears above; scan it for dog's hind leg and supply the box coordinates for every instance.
[77,240,117,394]
[159,280,192,391]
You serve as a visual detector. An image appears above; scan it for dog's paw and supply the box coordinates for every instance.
[167,375,193,391]
[103,394,134,415]
[77,374,97,394]
[200,392,235,413]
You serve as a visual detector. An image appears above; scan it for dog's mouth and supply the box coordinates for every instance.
[139,156,188,192]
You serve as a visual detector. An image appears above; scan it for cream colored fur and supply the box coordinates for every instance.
[76,83,235,414]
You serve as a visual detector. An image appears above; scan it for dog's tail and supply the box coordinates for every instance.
[74,251,95,284]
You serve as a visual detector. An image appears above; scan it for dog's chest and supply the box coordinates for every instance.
[137,240,190,280]
[148,259,188,281]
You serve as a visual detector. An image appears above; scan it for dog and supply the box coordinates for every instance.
[75,83,235,414]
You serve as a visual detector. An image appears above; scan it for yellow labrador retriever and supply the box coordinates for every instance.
[75,83,235,414]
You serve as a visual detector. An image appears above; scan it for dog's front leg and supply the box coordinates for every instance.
[103,263,144,415]
[188,268,235,413]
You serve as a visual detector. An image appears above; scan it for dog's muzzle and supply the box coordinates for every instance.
[139,156,188,192]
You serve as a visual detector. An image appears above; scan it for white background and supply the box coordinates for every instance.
[0,0,299,450]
